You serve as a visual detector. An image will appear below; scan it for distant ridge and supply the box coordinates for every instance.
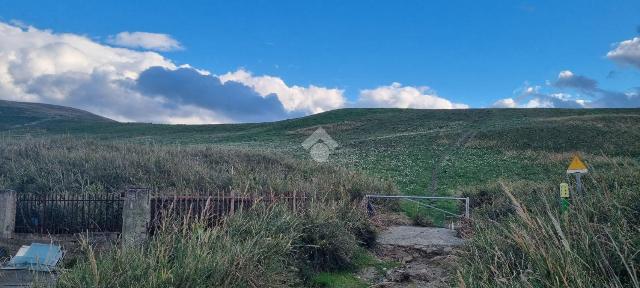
[0,100,115,129]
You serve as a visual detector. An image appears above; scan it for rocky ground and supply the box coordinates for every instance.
[359,213,466,287]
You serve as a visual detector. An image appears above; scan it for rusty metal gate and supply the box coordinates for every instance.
[149,194,310,233]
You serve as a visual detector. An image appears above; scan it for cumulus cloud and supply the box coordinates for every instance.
[494,70,640,109]
[553,70,640,107]
[590,88,640,108]
[108,31,183,52]
[0,21,349,124]
[492,96,585,108]
[136,67,288,122]
[16,68,231,124]
[0,22,220,123]
[607,37,640,69]
[492,81,586,108]
[554,70,598,92]
[219,69,346,114]
[0,23,175,81]
[357,82,468,109]
[492,98,517,108]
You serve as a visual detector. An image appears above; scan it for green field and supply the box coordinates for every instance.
[4,100,639,197]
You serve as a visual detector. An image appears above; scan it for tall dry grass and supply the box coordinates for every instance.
[56,202,375,287]
[458,163,640,287]
[0,135,394,199]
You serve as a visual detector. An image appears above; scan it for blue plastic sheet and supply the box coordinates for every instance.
[1,243,62,272]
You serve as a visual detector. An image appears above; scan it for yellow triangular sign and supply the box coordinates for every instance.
[566,154,588,174]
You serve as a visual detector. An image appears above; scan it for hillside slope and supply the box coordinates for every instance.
[0,100,114,130]
[1,104,639,196]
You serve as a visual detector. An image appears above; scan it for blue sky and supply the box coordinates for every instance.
[0,0,639,123]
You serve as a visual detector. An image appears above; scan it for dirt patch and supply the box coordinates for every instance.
[368,226,464,287]
[375,245,460,287]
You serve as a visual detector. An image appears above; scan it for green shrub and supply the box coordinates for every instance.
[411,213,433,227]
[338,204,377,249]
[296,203,362,275]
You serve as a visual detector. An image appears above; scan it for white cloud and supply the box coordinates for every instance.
[0,22,241,124]
[493,82,586,109]
[554,70,598,92]
[607,37,640,69]
[493,97,572,108]
[219,69,346,114]
[492,98,517,108]
[522,98,554,108]
[549,93,572,101]
[162,105,233,124]
[0,23,176,82]
[108,31,183,52]
[524,86,539,94]
[0,21,354,124]
[558,70,573,79]
[357,82,468,109]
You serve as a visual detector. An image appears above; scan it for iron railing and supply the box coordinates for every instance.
[14,193,123,234]
[365,194,470,219]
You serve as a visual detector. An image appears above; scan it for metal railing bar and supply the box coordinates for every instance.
[404,198,462,217]
[366,194,471,219]
[365,195,468,200]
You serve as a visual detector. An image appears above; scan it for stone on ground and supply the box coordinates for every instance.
[378,226,464,248]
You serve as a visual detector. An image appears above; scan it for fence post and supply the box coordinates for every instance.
[122,188,151,248]
[464,197,470,219]
[0,190,16,238]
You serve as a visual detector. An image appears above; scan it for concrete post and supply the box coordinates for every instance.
[575,173,583,194]
[0,190,17,238]
[464,197,470,219]
[122,188,151,248]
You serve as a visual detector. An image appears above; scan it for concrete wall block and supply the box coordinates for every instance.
[0,190,17,239]
[121,188,151,248]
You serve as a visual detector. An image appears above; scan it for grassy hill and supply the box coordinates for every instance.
[0,100,114,130]
[3,103,639,197]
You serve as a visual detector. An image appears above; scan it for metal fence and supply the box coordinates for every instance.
[149,194,310,233]
[150,196,253,232]
[14,193,124,234]
[365,195,470,218]
[12,190,312,235]
[365,194,470,228]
